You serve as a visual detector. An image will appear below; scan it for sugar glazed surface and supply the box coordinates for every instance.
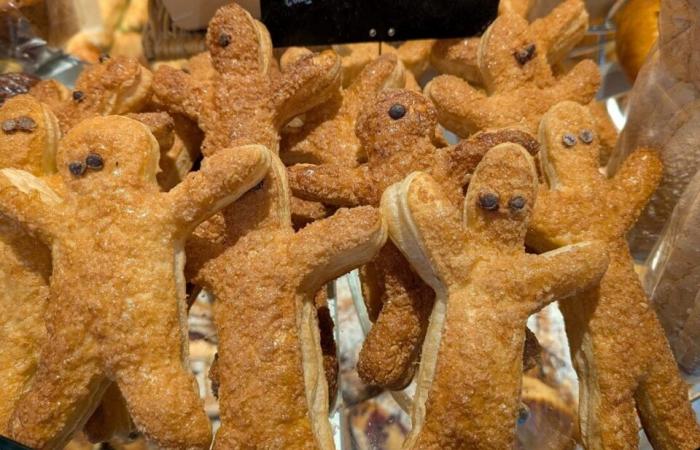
[0,0,699,449]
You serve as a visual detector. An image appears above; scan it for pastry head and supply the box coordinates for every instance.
[538,101,601,189]
[71,56,152,120]
[206,2,273,76]
[478,12,551,93]
[0,95,58,175]
[464,143,537,251]
[356,89,438,159]
[57,116,159,192]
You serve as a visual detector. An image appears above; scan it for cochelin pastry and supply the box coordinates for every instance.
[191,154,386,449]
[527,101,700,449]
[289,88,539,390]
[152,2,341,225]
[425,10,600,137]
[1,115,270,450]
[0,95,58,429]
[431,0,586,85]
[381,143,608,448]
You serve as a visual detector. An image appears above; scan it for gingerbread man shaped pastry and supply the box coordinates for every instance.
[0,116,270,450]
[527,101,700,449]
[152,3,341,157]
[280,53,405,166]
[191,154,386,449]
[0,95,58,429]
[431,0,587,85]
[288,88,539,390]
[381,143,608,448]
[425,11,600,137]
[31,56,153,133]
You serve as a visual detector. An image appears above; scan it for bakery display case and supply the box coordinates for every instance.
[0,0,699,449]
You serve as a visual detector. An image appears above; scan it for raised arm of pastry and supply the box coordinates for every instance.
[290,206,387,288]
[424,74,489,136]
[610,148,663,228]
[152,66,204,122]
[166,145,270,235]
[0,169,63,243]
[518,241,608,312]
[288,163,374,207]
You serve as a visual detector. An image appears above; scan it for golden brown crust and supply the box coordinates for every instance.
[425,7,599,137]
[431,0,583,85]
[29,79,70,112]
[192,155,386,449]
[1,116,270,449]
[381,144,608,448]
[35,57,153,133]
[152,4,341,156]
[127,112,203,190]
[356,242,434,390]
[527,101,700,449]
[280,53,405,166]
[0,95,57,429]
[289,89,540,389]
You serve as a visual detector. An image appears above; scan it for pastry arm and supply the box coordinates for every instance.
[167,145,270,235]
[550,59,601,105]
[610,148,663,228]
[272,50,342,128]
[530,0,588,64]
[424,74,489,137]
[0,169,62,243]
[442,129,539,185]
[287,164,374,207]
[521,240,608,312]
[381,172,470,292]
[152,66,204,122]
[290,206,387,289]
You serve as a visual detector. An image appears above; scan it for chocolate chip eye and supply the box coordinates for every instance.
[99,53,110,63]
[72,90,85,102]
[85,153,104,170]
[68,161,86,176]
[218,33,232,47]
[388,103,406,120]
[562,133,577,147]
[2,116,36,133]
[508,196,526,211]
[579,129,594,144]
[1,119,15,133]
[16,116,36,131]
[478,192,499,211]
[513,43,536,65]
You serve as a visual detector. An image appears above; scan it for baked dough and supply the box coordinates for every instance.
[191,154,386,449]
[380,143,607,448]
[2,116,270,449]
[288,88,540,390]
[0,95,58,429]
[425,9,599,137]
[527,101,700,449]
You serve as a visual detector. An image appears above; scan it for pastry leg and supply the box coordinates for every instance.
[635,334,700,449]
[357,243,434,390]
[115,351,211,449]
[561,289,641,450]
[9,337,106,450]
